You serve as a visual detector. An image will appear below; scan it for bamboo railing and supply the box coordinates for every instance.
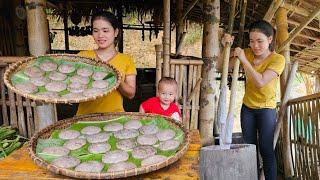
[286,92,320,179]
[155,46,203,130]
[0,60,57,138]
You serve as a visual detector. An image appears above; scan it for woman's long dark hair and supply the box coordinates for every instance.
[91,11,121,46]
[248,20,276,51]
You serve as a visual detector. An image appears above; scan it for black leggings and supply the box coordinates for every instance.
[241,104,277,180]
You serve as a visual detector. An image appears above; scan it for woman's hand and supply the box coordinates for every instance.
[233,47,247,63]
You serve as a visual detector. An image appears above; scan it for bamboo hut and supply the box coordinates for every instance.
[0,0,320,179]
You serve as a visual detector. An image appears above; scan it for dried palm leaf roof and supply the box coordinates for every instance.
[47,0,320,75]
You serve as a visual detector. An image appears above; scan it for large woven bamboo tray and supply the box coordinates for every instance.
[28,112,190,179]
[3,54,121,103]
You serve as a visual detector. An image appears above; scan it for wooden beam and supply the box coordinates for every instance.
[283,2,318,19]
[181,0,199,20]
[277,6,320,52]
[287,19,320,33]
[291,42,309,48]
[263,0,285,22]
[297,34,320,41]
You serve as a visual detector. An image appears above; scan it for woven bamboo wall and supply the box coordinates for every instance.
[0,63,39,138]
[287,92,320,179]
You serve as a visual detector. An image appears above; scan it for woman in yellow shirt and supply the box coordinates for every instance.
[77,11,136,115]
[221,20,285,180]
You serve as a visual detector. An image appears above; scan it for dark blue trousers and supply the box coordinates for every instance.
[241,104,277,180]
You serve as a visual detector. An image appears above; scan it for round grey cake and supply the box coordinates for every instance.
[92,71,107,80]
[81,126,101,135]
[102,150,129,164]
[41,146,70,156]
[24,66,44,78]
[88,142,111,154]
[86,132,111,143]
[75,161,104,173]
[45,81,67,92]
[63,138,86,150]
[139,124,159,135]
[39,61,58,72]
[48,71,67,81]
[156,129,176,141]
[116,139,137,151]
[132,145,156,159]
[30,76,48,86]
[58,129,80,140]
[15,82,38,94]
[137,134,158,145]
[114,129,139,139]
[70,75,90,85]
[124,120,142,130]
[159,140,180,151]
[58,64,75,74]
[103,122,123,132]
[77,68,93,77]
[83,88,104,97]
[52,156,80,169]
[92,80,109,89]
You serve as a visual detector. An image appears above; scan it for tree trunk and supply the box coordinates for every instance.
[25,0,57,131]
[199,0,220,145]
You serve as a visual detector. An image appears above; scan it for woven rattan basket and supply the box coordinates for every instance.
[28,112,190,179]
[3,54,121,103]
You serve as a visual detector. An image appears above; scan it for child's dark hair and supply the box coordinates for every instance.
[249,20,276,51]
[91,10,121,45]
[158,77,177,89]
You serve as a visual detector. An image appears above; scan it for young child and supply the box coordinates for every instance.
[139,77,181,122]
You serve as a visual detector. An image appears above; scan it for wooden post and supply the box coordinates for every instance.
[155,45,163,94]
[176,0,184,55]
[315,75,320,93]
[199,0,220,145]
[25,0,57,131]
[275,7,294,178]
[217,0,237,147]
[162,0,170,77]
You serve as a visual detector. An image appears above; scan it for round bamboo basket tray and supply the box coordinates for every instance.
[3,54,121,104]
[28,112,190,179]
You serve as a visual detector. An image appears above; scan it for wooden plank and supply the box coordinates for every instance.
[25,99,34,138]
[179,65,184,99]
[182,66,189,129]
[188,65,194,95]
[16,95,27,137]
[170,59,203,65]
[0,68,9,125]
[8,89,18,128]
[170,64,175,78]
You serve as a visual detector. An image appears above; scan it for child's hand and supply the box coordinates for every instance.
[171,112,181,122]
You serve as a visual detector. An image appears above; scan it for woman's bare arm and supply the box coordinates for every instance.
[118,74,136,99]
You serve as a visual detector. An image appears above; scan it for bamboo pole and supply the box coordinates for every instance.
[199,0,220,145]
[26,0,57,131]
[0,68,9,125]
[176,0,184,55]
[117,3,124,53]
[224,0,247,146]
[277,6,320,53]
[217,0,237,147]
[181,0,199,21]
[162,0,170,77]
[155,45,163,94]
[263,0,285,22]
[315,75,320,93]
[274,61,299,148]
[287,19,320,33]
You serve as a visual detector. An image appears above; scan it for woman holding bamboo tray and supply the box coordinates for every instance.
[76,11,136,115]
[218,20,285,180]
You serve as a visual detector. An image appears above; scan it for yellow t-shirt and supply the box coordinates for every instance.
[76,50,137,115]
[243,48,285,109]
